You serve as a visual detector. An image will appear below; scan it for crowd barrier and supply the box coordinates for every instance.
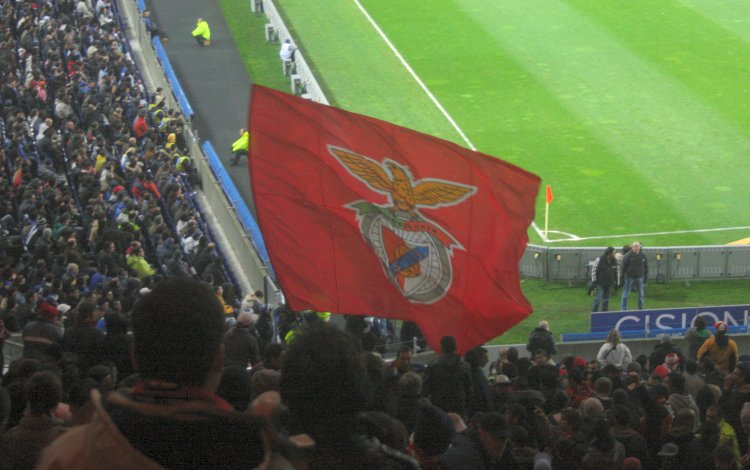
[152,37,194,119]
[117,0,278,303]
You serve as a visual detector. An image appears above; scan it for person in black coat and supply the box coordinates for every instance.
[423,336,472,420]
[222,311,260,369]
[526,321,556,357]
[62,301,104,374]
[591,247,617,312]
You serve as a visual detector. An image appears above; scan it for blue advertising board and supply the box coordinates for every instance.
[590,305,750,333]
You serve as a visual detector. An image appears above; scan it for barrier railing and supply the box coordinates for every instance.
[201,141,271,266]
[117,0,274,299]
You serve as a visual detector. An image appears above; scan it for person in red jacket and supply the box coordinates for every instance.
[132,109,149,138]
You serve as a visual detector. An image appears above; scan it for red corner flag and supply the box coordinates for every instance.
[249,86,540,353]
[546,185,553,204]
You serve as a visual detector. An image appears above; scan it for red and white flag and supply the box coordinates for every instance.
[249,86,540,353]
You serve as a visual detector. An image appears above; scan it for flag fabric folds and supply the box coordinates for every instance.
[546,185,553,204]
[249,85,541,353]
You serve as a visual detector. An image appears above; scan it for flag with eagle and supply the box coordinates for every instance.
[249,86,540,353]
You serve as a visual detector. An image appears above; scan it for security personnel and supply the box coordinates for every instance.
[192,18,211,47]
[230,128,249,165]
[176,154,192,173]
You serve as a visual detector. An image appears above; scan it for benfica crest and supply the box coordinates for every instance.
[329,146,477,303]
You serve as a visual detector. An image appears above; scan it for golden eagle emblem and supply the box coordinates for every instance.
[329,146,477,303]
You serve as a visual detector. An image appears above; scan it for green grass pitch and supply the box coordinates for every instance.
[217,0,750,343]
[222,0,750,248]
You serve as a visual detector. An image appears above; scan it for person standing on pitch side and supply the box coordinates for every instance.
[620,241,647,310]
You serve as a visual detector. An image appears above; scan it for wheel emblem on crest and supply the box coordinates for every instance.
[329,146,477,303]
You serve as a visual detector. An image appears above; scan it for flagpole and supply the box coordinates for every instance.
[544,202,549,240]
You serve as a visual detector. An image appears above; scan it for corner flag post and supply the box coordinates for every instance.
[544,185,553,240]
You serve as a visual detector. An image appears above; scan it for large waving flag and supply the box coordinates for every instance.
[249,86,540,353]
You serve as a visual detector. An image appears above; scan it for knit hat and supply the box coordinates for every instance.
[413,402,455,457]
[38,303,59,320]
[653,365,670,379]
[715,321,727,333]
[664,353,680,366]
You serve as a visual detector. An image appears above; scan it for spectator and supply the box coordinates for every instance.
[596,329,632,369]
[465,346,494,415]
[62,301,105,374]
[279,324,418,468]
[665,372,700,427]
[0,371,66,470]
[706,405,742,462]
[22,303,63,360]
[386,344,414,377]
[423,335,473,419]
[223,310,260,369]
[38,278,273,469]
[649,334,685,373]
[719,363,750,454]
[697,321,739,375]
[685,315,711,360]
[442,411,511,469]
[526,320,556,358]
[684,359,706,402]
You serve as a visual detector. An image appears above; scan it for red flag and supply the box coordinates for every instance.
[12,166,22,189]
[249,86,540,353]
[546,185,553,204]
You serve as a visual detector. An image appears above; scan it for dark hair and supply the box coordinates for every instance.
[611,405,632,427]
[74,301,96,327]
[685,359,698,374]
[131,278,224,386]
[440,336,456,354]
[506,347,519,363]
[280,325,368,440]
[262,342,285,363]
[216,365,252,412]
[694,316,707,330]
[667,372,686,392]
[24,371,62,414]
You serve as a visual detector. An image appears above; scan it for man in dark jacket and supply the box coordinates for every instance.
[442,412,511,470]
[0,371,66,470]
[526,320,556,357]
[22,303,64,360]
[423,335,472,419]
[620,241,648,310]
[223,311,260,369]
[592,247,617,312]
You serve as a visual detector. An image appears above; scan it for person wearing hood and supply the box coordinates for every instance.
[697,321,739,375]
[665,373,700,430]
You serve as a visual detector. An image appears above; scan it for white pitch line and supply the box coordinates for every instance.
[546,225,750,243]
[530,222,547,242]
[352,0,476,151]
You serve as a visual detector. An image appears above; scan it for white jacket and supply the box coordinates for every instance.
[597,342,632,368]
